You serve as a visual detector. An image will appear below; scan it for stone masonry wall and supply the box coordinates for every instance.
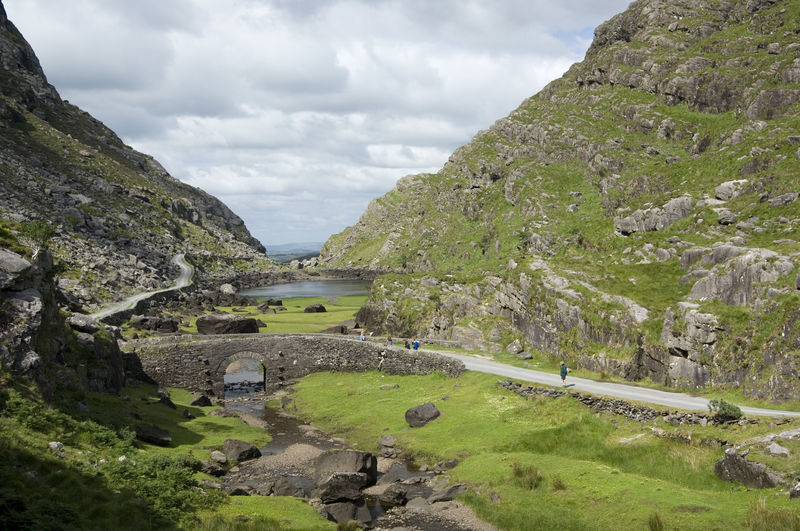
[125,334,464,396]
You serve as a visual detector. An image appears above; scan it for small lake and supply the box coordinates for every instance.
[240,279,372,299]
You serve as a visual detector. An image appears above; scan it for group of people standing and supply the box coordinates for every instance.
[358,331,419,350]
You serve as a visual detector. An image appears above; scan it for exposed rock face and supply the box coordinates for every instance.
[714,448,783,489]
[319,0,800,399]
[0,5,270,313]
[0,248,125,399]
[614,196,693,235]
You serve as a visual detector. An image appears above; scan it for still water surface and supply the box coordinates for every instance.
[240,279,372,299]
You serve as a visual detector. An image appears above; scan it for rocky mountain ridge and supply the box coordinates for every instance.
[0,1,272,312]
[0,0,274,399]
[319,0,800,399]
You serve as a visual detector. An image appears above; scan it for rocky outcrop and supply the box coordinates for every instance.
[714,448,783,489]
[614,196,693,235]
[0,247,126,399]
[688,249,793,306]
[0,6,271,312]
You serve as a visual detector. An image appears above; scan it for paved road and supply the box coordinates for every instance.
[90,253,193,320]
[436,351,800,418]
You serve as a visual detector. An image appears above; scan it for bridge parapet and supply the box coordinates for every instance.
[124,334,465,396]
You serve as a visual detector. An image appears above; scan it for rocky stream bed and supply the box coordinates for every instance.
[204,383,496,530]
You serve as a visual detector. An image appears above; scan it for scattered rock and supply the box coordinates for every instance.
[210,450,227,463]
[303,304,327,313]
[48,441,65,458]
[379,434,399,458]
[223,439,262,462]
[67,314,100,334]
[405,402,441,428]
[714,179,748,200]
[190,394,213,407]
[766,442,790,458]
[770,193,798,208]
[135,424,172,446]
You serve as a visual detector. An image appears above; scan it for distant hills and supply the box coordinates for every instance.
[266,242,322,263]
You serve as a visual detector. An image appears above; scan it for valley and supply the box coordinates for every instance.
[2,0,800,529]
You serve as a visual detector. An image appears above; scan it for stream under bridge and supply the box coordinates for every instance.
[125,334,464,397]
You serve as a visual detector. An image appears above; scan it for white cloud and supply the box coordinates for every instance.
[5,0,631,245]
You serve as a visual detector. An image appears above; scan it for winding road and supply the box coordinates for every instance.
[89,253,193,320]
[435,350,800,418]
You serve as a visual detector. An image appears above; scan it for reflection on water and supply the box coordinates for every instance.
[240,279,372,299]
[224,358,265,415]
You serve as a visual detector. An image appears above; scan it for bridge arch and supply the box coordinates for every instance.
[128,334,464,397]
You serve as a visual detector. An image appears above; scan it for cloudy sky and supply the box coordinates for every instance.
[7,0,631,248]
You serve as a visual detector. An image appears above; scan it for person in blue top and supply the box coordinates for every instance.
[412,338,419,350]
[560,361,569,386]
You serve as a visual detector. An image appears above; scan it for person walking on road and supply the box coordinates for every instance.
[560,361,569,386]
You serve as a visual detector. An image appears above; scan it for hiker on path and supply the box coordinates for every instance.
[560,361,569,386]
[412,338,419,350]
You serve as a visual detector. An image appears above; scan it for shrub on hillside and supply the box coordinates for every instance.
[708,399,742,423]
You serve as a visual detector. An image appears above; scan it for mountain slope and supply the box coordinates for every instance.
[0,2,272,311]
[320,0,800,399]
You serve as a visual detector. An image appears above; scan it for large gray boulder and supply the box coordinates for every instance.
[714,179,748,200]
[223,439,262,462]
[135,424,172,447]
[67,314,100,334]
[321,499,371,525]
[405,402,441,428]
[196,313,258,334]
[313,472,367,502]
[0,248,32,289]
[314,450,377,487]
[130,315,179,333]
[272,475,314,497]
[714,448,783,489]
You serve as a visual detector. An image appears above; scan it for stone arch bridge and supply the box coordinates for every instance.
[125,334,464,397]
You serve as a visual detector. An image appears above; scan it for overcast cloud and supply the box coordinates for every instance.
[7,0,631,247]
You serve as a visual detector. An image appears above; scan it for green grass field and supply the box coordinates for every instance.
[289,370,800,530]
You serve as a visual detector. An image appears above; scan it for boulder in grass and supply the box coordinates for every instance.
[223,438,261,462]
[405,402,440,428]
[135,424,172,446]
[714,448,783,488]
[303,303,327,313]
[196,313,258,334]
[190,393,212,407]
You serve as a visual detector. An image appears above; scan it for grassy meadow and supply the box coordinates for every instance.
[119,294,367,339]
[289,370,800,530]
